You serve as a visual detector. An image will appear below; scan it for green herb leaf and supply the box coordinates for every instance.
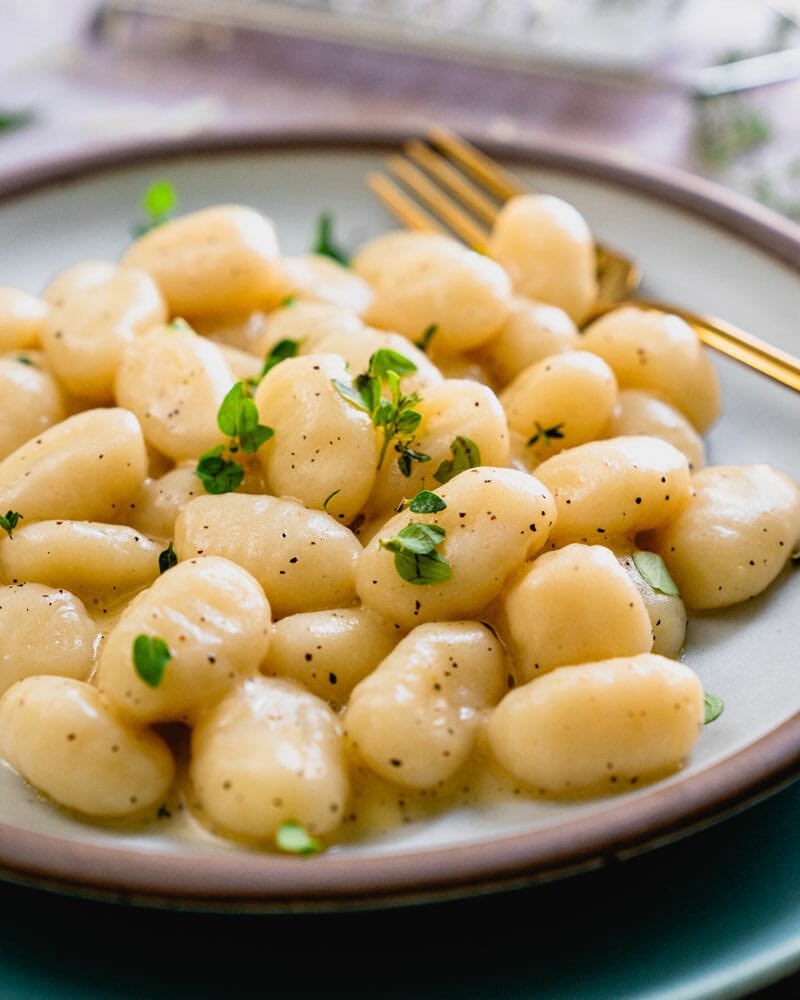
[0,109,35,134]
[216,381,274,453]
[408,490,446,514]
[369,349,418,380]
[354,373,382,414]
[704,692,724,725]
[395,408,422,435]
[144,180,177,218]
[216,381,250,437]
[260,338,299,379]
[380,522,451,585]
[312,212,349,266]
[526,421,566,448]
[14,356,33,366]
[132,634,172,688]
[334,350,427,476]
[632,550,680,597]
[381,522,445,555]
[393,549,452,585]
[196,446,245,495]
[132,180,177,237]
[332,377,371,413]
[434,436,481,485]
[168,317,192,331]
[0,510,23,539]
[397,445,430,478]
[276,819,322,855]
[323,489,341,512]
[158,541,178,574]
[415,324,438,353]
[279,295,297,308]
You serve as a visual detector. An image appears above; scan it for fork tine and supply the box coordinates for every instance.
[366,172,447,235]
[592,247,642,313]
[428,125,527,202]
[385,156,491,251]
[403,139,500,226]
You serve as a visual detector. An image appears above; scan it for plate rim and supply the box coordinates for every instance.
[0,127,798,909]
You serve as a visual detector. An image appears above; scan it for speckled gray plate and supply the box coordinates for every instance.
[0,130,798,910]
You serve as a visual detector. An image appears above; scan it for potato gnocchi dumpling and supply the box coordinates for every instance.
[0,357,65,461]
[0,287,49,351]
[262,607,399,706]
[0,520,161,601]
[0,190,796,854]
[254,353,378,523]
[473,296,579,388]
[357,467,555,629]
[0,407,147,523]
[95,556,271,724]
[174,493,361,618]
[0,584,97,695]
[190,676,349,841]
[501,544,653,681]
[535,435,691,547]
[0,676,174,817]
[487,653,704,794]
[345,622,506,789]
[581,306,722,433]
[643,465,800,610]
[354,231,511,352]
[122,205,292,318]
[487,194,598,325]
[41,261,167,402]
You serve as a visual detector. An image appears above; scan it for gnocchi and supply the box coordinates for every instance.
[0,189,796,856]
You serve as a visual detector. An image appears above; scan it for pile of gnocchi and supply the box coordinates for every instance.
[0,190,798,855]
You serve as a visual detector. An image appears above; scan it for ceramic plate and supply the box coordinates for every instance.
[0,131,798,910]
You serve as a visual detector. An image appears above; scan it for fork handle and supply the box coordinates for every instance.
[615,299,800,393]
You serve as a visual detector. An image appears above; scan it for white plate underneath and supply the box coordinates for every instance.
[0,131,798,910]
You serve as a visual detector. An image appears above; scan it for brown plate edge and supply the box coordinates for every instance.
[0,125,798,910]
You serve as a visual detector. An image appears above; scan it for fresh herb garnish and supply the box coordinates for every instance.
[196,382,274,494]
[196,447,245,495]
[632,550,680,598]
[0,510,22,539]
[312,212,349,266]
[434,436,481,485]
[408,490,446,514]
[526,421,565,448]
[168,317,192,331]
[415,324,438,353]
[217,381,274,452]
[132,634,172,688]
[279,295,297,308]
[0,109,35,134]
[158,541,178,574]
[332,349,430,476]
[323,489,342,513]
[380,522,452,585]
[276,819,322,855]
[258,338,299,380]
[132,180,177,237]
[703,692,724,725]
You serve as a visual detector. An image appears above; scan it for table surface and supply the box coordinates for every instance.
[0,778,797,999]
[1,2,799,997]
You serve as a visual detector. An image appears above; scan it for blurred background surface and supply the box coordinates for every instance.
[2,0,800,221]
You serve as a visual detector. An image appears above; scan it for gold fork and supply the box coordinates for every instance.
[367,127,800,394]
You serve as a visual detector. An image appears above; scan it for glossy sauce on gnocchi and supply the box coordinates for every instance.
[0,195,798,854]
